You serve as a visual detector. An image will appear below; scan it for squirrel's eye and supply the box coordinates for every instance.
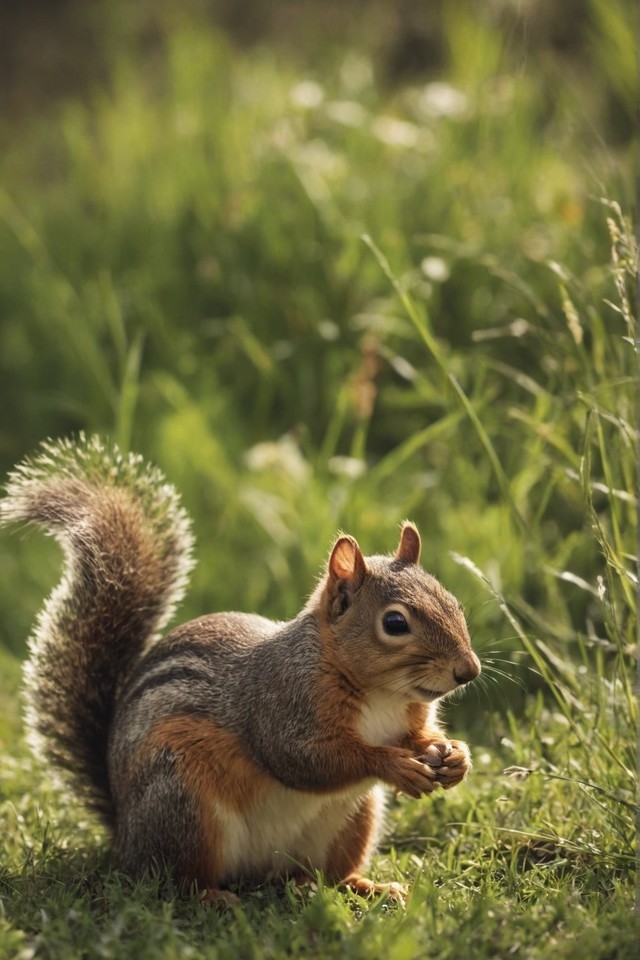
[382,610,409,636]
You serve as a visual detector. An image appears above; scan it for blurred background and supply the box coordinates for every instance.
[0,0,635,736]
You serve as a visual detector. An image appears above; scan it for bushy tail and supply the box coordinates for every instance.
[0,435,195,826]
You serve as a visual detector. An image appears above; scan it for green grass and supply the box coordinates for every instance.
[0,1,636,957]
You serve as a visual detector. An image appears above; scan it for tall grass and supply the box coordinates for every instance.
[0,1,636,957]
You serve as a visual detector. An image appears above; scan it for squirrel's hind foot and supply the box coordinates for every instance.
[341,873,408,903]
[199,887,240,910]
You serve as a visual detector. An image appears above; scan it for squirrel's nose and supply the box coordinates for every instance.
[453,654,481,686]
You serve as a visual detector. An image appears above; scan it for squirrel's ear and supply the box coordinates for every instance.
[396,522,421,564]
[329,535,366,588]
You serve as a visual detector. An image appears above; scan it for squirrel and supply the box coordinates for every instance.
[1,435,481,903]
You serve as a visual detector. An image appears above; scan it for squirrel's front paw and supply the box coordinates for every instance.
[384,749,439,798]
[417,739,471,790]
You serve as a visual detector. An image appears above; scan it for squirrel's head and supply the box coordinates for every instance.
[315,522,481,703]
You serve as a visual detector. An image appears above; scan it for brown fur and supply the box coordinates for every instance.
[324,792,380,883]
[145,714,267,813]
[141,715,269,887]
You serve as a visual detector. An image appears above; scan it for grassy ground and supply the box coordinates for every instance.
[0,1,636,957]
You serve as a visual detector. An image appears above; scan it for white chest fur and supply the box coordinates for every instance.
[216,781,383,882]
[356,691,410,746]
